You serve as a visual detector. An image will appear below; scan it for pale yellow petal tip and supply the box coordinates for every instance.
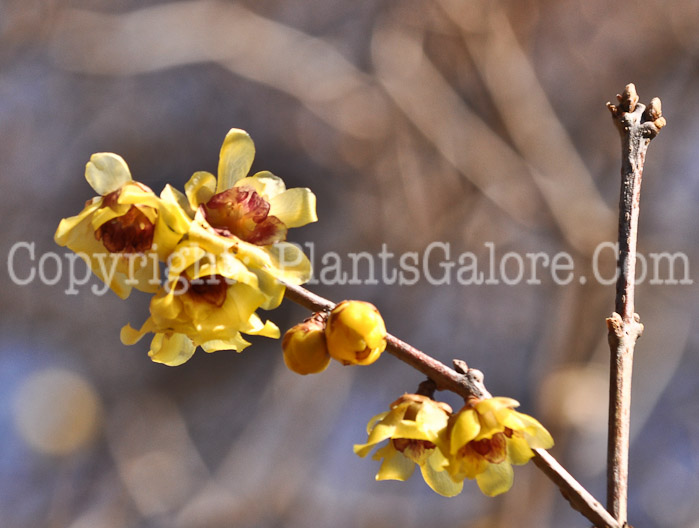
[148,333,196,366]
[85,152,132,195]
[217,129,255,192]
[120,324,141,345]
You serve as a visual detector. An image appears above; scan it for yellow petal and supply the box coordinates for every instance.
[264,242,312,284]
[185,171,217,210]
[201,335,252,353]
[447,443,489,481]
[375,446,415,481]
[88,203,128,231]
[238,171,287,199]
[149,332,196,366]
[187,210,237,254]
[503,411,554,449]
[269,187,318,228]
[153,215,186,260]
[54,200,101,245]
[506,435,535,465]
[450,408,480,454]
[85,153,132,195]
[150,290,183,323]
[118,183,160,208]
[244,315,280,338]
[217,129,255,192]
[393,420,440,443]
[366,411,390,435]
[360,410,404,449]
[160,184,194,224]
[420,452,464,497]
[165,242,209,276]
[248,268,285,310]
[120,319,155,345]
[475,462,514,497]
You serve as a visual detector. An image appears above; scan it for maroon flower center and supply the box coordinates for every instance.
[203,186,287,245]
[463,432,507,464]
[186,274,228,307]
[392,438,436,461]
[391,438,437,453]
[95,191,155,253]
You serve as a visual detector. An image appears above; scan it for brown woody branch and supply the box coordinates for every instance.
[283,282,620,528]
[605,83,665,526]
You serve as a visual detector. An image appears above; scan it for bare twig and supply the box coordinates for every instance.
[283,282,620,528]
[605,83,665,525]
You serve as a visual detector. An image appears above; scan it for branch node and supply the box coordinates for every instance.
[452,359,469,374]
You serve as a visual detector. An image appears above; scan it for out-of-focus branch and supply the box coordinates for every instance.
[437,0,616,255]
[605,83,665,525]
[283,282,620,528]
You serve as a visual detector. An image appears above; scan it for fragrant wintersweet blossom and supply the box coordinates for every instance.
[447,397,554,496]
[183,128,317,290]
[54,153,190,298]
[354,394,463,497]
[120,240,280,366]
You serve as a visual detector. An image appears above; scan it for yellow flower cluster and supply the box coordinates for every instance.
[281,300,387,374]
[55,129,317,365]
[354,394,554,497]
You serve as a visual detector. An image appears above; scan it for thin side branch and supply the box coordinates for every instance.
[605,83,665,525]
[283,282,620,528]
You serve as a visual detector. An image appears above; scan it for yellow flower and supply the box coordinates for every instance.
[325,300,387,365]
[183,128,317,288]
[120,240,279,366]
[282,313,331,375]
[447,397,554,497]
[354,394,463,497]
[54,153,190,298]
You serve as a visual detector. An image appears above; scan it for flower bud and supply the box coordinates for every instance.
[282,313,331,375]
[325,300,386,366]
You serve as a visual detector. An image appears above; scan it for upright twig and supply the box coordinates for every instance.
[605,83,665,526]
[283,283,620,528]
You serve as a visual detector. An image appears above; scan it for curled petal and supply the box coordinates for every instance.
[375,445,415,482]
[120,319,155,345]
[149,332,196,366]
[159,184,194,230]
[185,171,217,210]
[85,153,132,195]
[240,171,287,199]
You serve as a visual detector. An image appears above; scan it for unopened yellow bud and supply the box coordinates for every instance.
[282,314,331,375]
[325,300,387,366]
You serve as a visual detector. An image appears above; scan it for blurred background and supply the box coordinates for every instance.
[1,0,698,526]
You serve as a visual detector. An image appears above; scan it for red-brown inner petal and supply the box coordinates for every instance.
[392,438,436,453]
[95,205,155,253]
[187,274,228,307]
[468,433,507,464]
[203,187,287,245]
